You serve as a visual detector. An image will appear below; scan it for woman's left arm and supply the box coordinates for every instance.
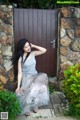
[31,43,47,56]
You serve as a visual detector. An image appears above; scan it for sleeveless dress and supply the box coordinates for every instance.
[15,52,50,115]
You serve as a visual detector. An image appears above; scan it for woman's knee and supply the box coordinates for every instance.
[42,73,48,79]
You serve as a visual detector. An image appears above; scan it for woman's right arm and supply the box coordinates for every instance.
[15,58,22,93]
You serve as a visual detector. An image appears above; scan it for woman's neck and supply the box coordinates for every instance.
[23,52,28,56]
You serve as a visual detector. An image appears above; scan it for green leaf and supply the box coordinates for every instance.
[0,90,21,117]
[62,63,80,116]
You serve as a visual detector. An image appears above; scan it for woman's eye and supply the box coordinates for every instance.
[25,46,28,48]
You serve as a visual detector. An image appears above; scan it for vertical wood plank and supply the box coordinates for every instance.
[14,9,58,76]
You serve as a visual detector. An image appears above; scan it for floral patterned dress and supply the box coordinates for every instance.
[15,52,50,115]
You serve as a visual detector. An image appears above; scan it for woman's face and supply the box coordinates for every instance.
[23,42,31,53]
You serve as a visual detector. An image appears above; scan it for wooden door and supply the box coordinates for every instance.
[13,9,58,76]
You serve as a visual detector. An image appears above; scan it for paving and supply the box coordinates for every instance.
[16,77,77,120]
[16,91,77,120]
[16,109,76,120]
[16,101,77,120]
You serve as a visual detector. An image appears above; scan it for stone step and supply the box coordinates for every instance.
[48,76,59,90]
[16,109,55,120]
[48,76,57,83]
[16,110,76,120]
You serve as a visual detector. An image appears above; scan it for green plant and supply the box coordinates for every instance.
[0,90,21,120]
[0,0,79,8]
[49,82,54,94]
[62,63,80,117]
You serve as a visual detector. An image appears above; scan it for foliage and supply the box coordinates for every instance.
[0,90,21,120]
[49,82,54,94]
[62,63,80,117]
[0,0,79,8]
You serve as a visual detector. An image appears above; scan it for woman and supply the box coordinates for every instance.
[15,38,50,116]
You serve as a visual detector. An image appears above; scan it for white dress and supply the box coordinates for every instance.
[15,52,50,115]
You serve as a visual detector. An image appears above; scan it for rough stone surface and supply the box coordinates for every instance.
[60,55,67,63]
[67,50,80,61]
[67,29,74,40]
[60,28,66,37]
[5,81,17,92]
[0,50,1,54]
[0,32,7,45]
[59,7,80,80]
[6,35,13,45]
[71,18,80,26]
[61,18,73,29]
[7,25,13,35]
[0,43,1,48]
[60,7,72,17]
[60,36,72,47]
[0,54,3,64]
[2,45,12,56]
[77,18,80,25]
[0,75,8,84]
[0,20,7,32]
[59,70,65,80]
[50,91,67,116]
[0,65,8,90]
[60,47,68,56]
[4,59,13,71]
[0,65,16,91]
[60,62,73,70]
[0,10,4,18]
[0,65,6,75]
[0,5,14,91]
[74,8,80,18]
[8,67,14,82]
[51,91,66,104]
[75,27,80,37]
[70,38,80,52]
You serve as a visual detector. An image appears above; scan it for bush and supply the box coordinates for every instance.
[1,0,79,8]
[62,63,80,117]
[49,82,54,94]
[0,90,21,120]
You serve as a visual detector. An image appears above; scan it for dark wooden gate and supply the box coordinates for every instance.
[13,9,58,76]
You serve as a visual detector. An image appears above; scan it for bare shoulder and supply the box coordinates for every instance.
[18,56,22,62]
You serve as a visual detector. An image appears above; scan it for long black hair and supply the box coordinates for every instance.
[12,38,31,77]
[16,38,31,63]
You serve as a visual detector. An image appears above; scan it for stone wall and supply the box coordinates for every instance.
[0,6,80,91]
[0,5,15,91]
[59,7,80,80]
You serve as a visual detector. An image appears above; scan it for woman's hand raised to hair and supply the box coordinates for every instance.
[30,43,34,48]
[30,43,47,56]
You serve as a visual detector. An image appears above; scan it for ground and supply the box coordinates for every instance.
[16,109,76,120]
